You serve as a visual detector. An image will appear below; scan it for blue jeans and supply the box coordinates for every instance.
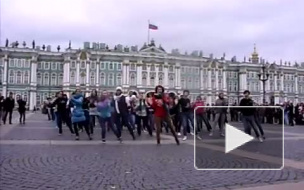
[181,112,194,136]
[284,113,289,125]
[128,113,136,130]
[98,116,118,139]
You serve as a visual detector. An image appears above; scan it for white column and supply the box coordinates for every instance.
[164,65,169,88]
[200,68,204,90]
[86,62,90,85]
[280,73,284,91]
[266,79,270,91]
[147,65,151,86]
[136,63,142,86]
[295,75,298,94]
[155,66,159,85]
[174,67,179,87]
[126,64,130,85]
[29,91,36,110]
[260,81,263,93]
[215,69,219,91]
[63,61,70,85]
[30,61,37,85]
[222,69,227,92]
[96,62,100,86]
[274,73,278,91]
[207,69,212,90]
[122,64,127,85]
[76,61,80,85]
[2,57,8,96]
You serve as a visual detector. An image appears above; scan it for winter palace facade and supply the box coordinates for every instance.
[0,39,303,110]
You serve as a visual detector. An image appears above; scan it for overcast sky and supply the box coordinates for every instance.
[1,0,303,63]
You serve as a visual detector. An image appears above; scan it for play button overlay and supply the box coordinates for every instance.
[194,105,284,170]
[225,123,254,153]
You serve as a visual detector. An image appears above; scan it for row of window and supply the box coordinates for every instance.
[37,62,64,70]
[181,66,200,74]
[69,72,122,86]
[70,61,122,71]
[8,59,31,68]
[37,73,63,86]
[7,70,30,84]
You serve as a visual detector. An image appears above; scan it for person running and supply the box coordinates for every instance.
[70,90,92,140]
[168,94,180,136]
[3,92,15,125]
[52,91,74,135]
[135,92,152,136]
[96,90,120,143]
[239,90,263,142]
[178,90,195,141]
[211,93,228,137]
[89,89,98,133]
[146,85,179,145]
[112,87,136,140]
[17,95,27,124]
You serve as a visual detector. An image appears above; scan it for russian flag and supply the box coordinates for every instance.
[149,24,158,30]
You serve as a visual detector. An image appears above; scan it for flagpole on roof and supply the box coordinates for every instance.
[148,20,150,44]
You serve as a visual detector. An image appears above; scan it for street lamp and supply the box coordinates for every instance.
[258,63,269,105]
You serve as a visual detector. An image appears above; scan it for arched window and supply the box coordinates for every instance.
[51,73,57,86]
[142,73,147,86]
[17,59,22,67]
[158,73,163,85]
[116,73,122,86]
[37,72,42,85]
[43,73,49,85]
[16,71,22,84]
[130,63,136,71]
[90,72,95,85]
[169,65,174,72]
[228,81,232,91]
[188,77,192,89]
[23,70,29,84]
[218,79,222,89]
[108,73,114,86]
[150,64,155,72]
[234,82,238,91]
[256,82,259,91]
[150,73,155,86]
[158,65,163,72]
[58,73,63,85]
[36,94,41,106]
[169,74,174,88]
[181,76,186,88]
[130,73,136,86]
[80,72,86,84]
[70,71,75,84]
[100,73,105,85]
[109,63,114,70]
[51,62,57,70]
[195,77,200,89]
[211,79,215,89]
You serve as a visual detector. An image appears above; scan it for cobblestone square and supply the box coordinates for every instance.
[0,113,304,190]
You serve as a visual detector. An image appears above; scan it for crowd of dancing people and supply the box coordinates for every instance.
[1,84,302,144]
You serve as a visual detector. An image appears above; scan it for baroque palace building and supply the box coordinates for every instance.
[0,39,304,110]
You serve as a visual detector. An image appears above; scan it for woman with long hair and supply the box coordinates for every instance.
[96,90,120,143]
[70,89,92,140]
[135,92,152,136]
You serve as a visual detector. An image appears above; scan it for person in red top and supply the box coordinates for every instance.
[147,85,180,145]
[193,96,213,136]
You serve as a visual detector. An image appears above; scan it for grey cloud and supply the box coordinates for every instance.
[1,0,303,63]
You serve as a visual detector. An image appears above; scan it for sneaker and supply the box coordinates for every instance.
[197,136,202,140]
[262,136,266,140]
[102,139,106,143]
[182,136,187,141]
[209,131,213,136]
[177,132,181,136]
[220,133,225,137]
[58,133,62,136]
[258,137,264,143]
[75,136,79,141]
[190,132,194,136]
[89,136,93,140]
[118,137,123,143]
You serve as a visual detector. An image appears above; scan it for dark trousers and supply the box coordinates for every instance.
[98,116,119,139]
[90,115,97,134]
[56,112,74,134]
[254,114,264,136]
[73,122,90,137]
[154,115,179,144]
[113,113,135,139]
[196,113,212,132]
[242,115,260,137]
[136,115,152,136]
[19,110,26,123]
[3,110,13,124]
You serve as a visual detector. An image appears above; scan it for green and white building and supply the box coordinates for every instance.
[0,39,303,110]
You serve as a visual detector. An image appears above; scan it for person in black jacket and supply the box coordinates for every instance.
[112,87,135,141]
[17,95,27,124]
[239,90,263,142]
[3,92,15,125]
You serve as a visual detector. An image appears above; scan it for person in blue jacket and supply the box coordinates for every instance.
[70,89,92,141]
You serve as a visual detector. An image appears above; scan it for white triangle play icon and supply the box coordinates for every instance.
[225,123,254,153]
